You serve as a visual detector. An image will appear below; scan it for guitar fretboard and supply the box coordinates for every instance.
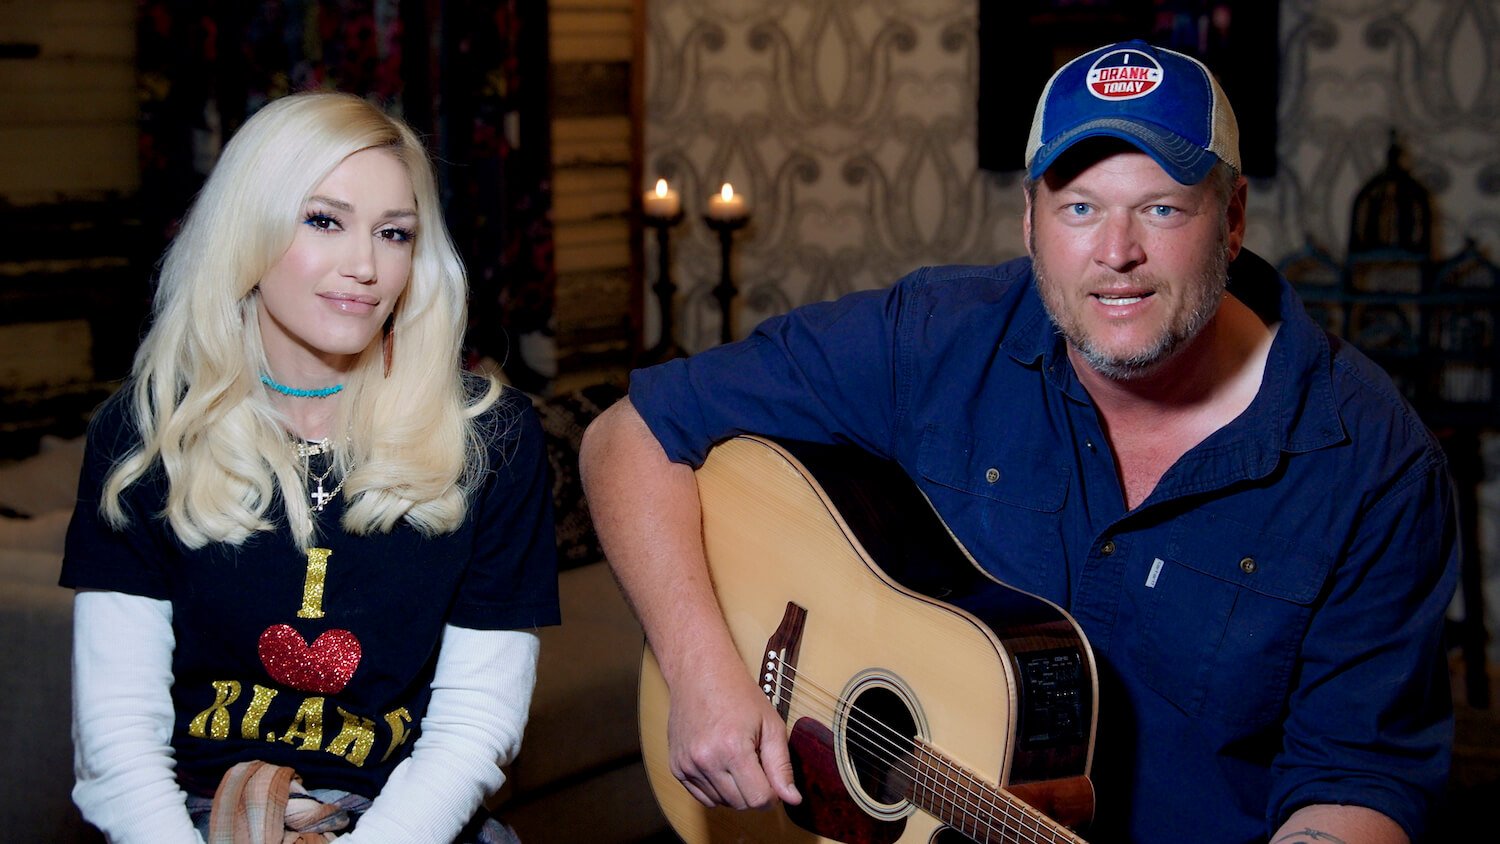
[907,741,1087,844]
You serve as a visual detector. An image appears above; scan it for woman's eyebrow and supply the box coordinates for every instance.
[307,194,354,212]
[308,195,417,219]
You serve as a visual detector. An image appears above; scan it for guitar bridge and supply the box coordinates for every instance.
[762,602,807,721]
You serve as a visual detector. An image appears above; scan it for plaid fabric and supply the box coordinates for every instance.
[187,769,522,844]
[204,761,345,842]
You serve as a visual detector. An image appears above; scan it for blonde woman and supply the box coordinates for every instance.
[62,92,559,843]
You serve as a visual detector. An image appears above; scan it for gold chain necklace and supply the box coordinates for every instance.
[295,437,347,512]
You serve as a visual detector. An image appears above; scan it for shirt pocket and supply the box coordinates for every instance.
[915,424,1070,596]
[1130,511,1331,728]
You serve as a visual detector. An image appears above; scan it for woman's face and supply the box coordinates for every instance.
[256,147,417,378]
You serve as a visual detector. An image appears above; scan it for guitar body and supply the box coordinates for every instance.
[639,436,1099,844]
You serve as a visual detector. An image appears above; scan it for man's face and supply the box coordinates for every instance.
[1024,148,1246,380]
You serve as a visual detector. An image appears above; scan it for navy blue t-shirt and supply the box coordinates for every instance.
[61,385,560,798]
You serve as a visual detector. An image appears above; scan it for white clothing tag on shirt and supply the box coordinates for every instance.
[1146,557,1165,588]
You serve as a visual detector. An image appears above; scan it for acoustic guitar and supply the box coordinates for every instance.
[638,435,1099,844]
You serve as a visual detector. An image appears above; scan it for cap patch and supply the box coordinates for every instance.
[1086,48,1162,101]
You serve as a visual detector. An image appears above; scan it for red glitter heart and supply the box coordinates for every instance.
[257,624,362,694]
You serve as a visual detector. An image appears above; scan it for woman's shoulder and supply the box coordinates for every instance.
[83,384,145,462]
[465,375,545,463]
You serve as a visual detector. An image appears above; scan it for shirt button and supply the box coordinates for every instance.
[985,468,1000,484]
[1101,540,1116,555]
[1240,557,1257,574]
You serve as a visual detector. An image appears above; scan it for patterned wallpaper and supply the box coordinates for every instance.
[641,0,1500,352]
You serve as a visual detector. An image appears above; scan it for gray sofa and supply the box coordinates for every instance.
[0,388,670,843]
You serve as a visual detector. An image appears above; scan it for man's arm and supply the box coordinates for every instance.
[1272,804,1408,843]
[578,398,801,810]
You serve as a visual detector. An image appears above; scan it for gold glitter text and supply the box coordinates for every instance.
[186,681,411,769]
[327,707,377,765]
[382,708,413,762]
[297,547,332,619]
[279,697,325,750]
[188,681,242,740]
[242,684,278,739]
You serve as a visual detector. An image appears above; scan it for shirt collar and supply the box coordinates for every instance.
[997,269,1091,402]
[1240,250,1347,456]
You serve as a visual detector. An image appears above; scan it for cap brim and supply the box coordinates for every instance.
[1027,118,1218,185]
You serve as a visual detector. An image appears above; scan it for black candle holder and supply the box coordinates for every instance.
[705,214,749,345]
[639,210,686,365]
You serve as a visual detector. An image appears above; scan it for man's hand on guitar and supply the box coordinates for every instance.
[667,662,803,811]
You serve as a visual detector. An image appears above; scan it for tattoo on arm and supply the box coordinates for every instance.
[1272,831,1348,844]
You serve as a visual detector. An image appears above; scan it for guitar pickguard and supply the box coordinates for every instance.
[787,717,906,844]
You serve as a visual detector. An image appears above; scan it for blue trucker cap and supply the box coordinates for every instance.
[1024,40,1241,185]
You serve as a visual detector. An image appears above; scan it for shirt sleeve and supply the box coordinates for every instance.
[446,390,561,630]
[344,626,538,843]
[628,273,928,468]
[59,391,175,599]
[1268,448,1459,840]
[71,590,204,844]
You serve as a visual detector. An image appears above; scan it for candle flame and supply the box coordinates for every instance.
[720,183,734,201]
[655,178,669,197]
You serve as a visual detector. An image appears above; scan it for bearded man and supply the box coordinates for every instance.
[581,40,1457,843]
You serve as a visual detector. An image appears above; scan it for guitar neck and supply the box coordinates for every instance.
[906,740,1090,844]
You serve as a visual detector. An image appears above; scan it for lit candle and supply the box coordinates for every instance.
[643,178,681,218]
[705,182,748,221]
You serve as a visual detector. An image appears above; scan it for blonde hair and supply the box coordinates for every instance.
[103,92,501,550]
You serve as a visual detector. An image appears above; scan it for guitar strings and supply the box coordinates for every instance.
[771,667,1064,844]
[767,660,1082,844]
[771,665,1075,844]
[772,703,1039,844]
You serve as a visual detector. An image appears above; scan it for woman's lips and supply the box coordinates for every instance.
[320,291,380,313]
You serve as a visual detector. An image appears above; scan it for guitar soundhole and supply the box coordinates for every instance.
[844,685,919,808]
[930,829,979,844]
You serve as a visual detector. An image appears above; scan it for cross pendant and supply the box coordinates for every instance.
[312,482,333,509]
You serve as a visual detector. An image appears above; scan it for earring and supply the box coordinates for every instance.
[382,314,395,378]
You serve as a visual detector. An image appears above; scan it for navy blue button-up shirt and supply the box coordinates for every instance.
[629,251,1458,842]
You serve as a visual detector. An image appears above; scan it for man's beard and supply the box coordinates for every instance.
[1032,234,1231,381]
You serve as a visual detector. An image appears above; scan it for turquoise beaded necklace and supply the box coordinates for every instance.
[260,373,344,399]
